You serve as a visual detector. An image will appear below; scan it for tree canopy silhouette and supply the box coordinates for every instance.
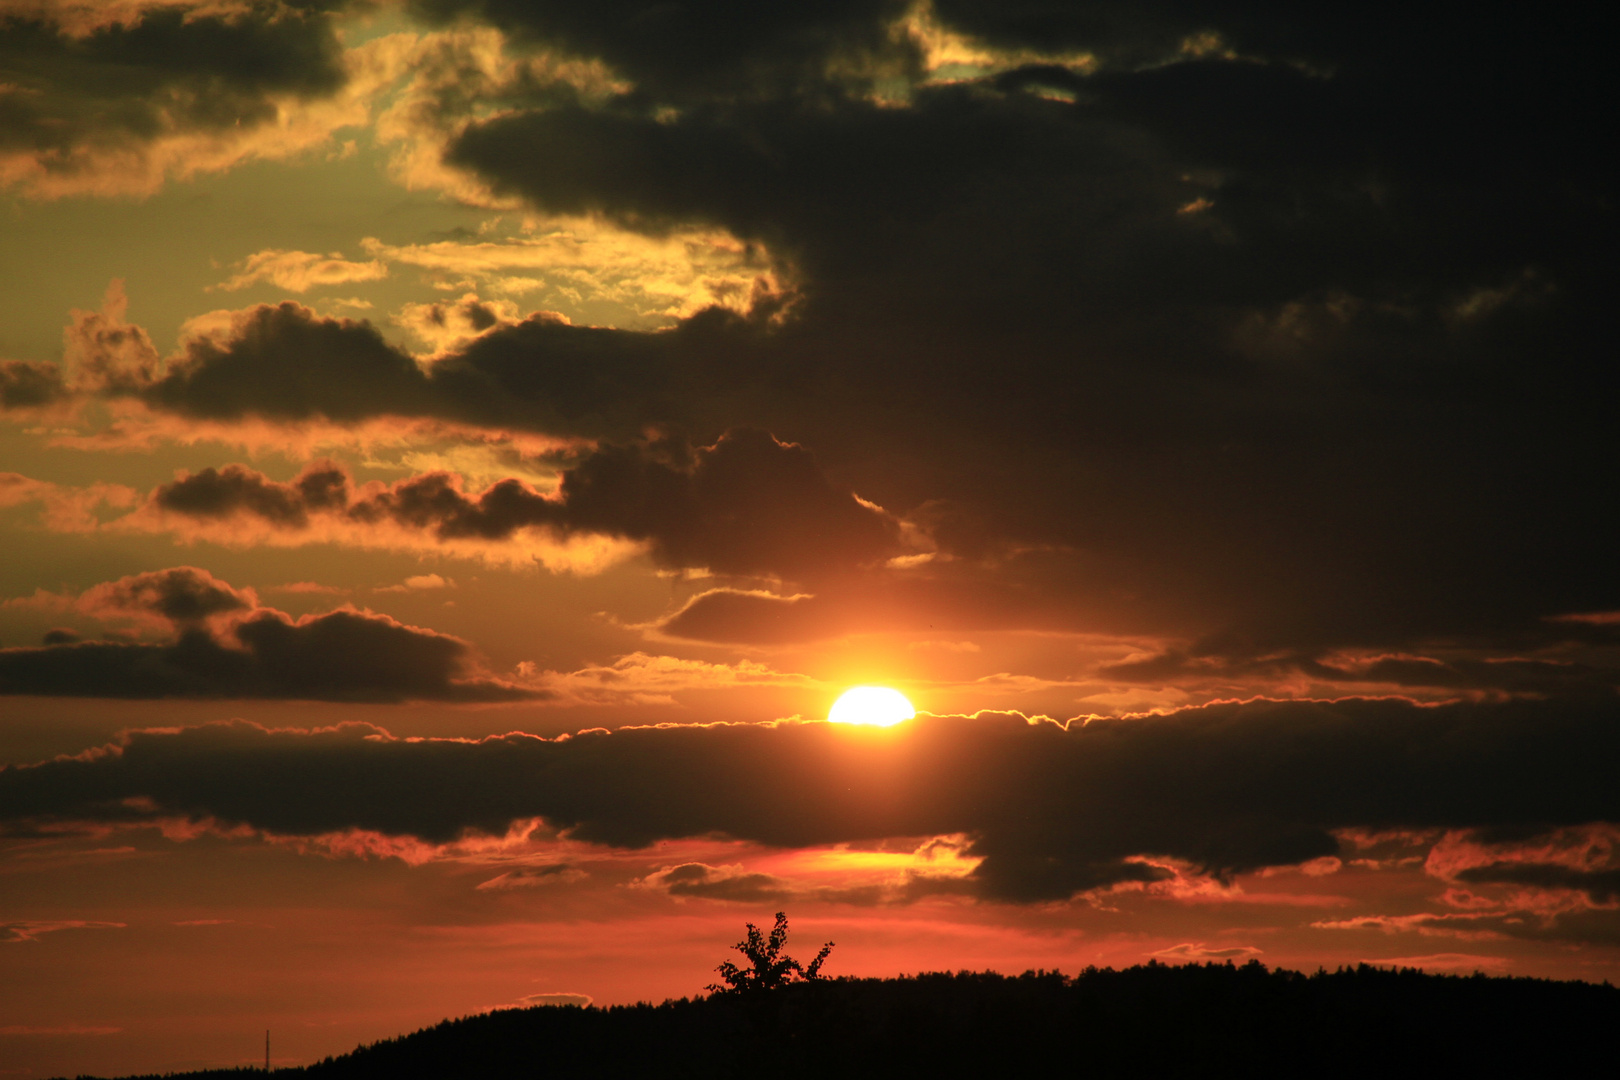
[708,912,833,995]
[64,962,1620,1079]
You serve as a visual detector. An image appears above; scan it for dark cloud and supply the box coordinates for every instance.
[539,427,899,576]
[138,304,438,424]
[441,17,1607,329]
[643,858,974,907]
[1098,645,1620,699]
[652,570,1093,643]
[0,359,65,408]
[1455,863,1620,906]
[0,567,533,703]
[151,460,348,528]
[150,429,901,578]
[4,697,1618,908]
[446,85,1197,327]
[0,2,348,190]
[652,862,795,903]
[77,565,253,627]
[476,864,584,890]
[657,589,832,644]
[410,0,917,100]
[118,301,766,439]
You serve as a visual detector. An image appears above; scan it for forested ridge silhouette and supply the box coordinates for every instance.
[63,961,1618,1079]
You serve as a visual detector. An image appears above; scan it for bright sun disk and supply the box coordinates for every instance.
[827,686,915,727]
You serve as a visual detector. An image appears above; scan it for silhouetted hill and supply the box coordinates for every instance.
[72,962,1619,1079]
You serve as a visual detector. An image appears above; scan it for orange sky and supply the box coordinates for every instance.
[2,2,1617,1076]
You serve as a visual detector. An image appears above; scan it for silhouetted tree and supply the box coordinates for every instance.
[708,912,834,995]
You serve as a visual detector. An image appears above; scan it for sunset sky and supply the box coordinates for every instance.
[2,1,1616,1075]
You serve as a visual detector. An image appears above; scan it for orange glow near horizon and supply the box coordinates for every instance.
[827,686,916,726]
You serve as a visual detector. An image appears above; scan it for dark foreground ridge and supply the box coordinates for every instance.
[70,962,1619,1079]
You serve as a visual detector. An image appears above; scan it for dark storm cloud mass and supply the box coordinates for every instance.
[442,3,1610,322]
[0,1,348,182]
[0,567,533,702]
[429,1,1617,651]
[3,699,1619,909]
[149,428,901,577]
[449,85,1188,315]
[10,3,1616,657]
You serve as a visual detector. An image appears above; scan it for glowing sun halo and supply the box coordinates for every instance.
[828,686,916,727]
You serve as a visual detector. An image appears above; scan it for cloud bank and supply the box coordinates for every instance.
[134,428,902,577]
[0,567,534,702]
[4,698,1617,912]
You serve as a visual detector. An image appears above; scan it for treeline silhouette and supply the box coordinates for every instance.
[68,962,1617,1079]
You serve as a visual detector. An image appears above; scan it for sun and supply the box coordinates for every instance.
[827,686,916,727]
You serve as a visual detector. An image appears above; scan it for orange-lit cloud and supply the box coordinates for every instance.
[213,249,389,293]
[374,574,455,594]
[1,918,126,943]
[0,471,138,531]
[899,0,1097,82]
[530,652,819,707]
[0,1,255,37]
[632,833,984,907]
[1150,942,1262,961]
[368,22,627,207]
[361,222,790,322]
[1308,826,1620,947]
[476,865,587,891]
[60,280,162,394]
[42,404,579,466]
[1310,913,1506,942]
[267,581,349,596]
[394,293,527,356]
